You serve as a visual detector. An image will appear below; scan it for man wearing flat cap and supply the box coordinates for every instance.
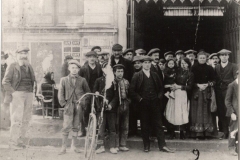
[91,46,101,54]
[209,53,220,69]
[106,64,130,153]
[175,50,185,67]
[135,49,146,56]
[129,56,174,153]
[2,47,37,150]
[147,48,163,83]
[164,51,174,61]
[215,49,238,139]
[61,55,73,77]
[185,50,198,69]
[123,48,134,61]
[110,44,134,82]
[58,59,91,154]
[79,51,103,136]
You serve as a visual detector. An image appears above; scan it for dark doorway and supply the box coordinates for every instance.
[133,1,224,57]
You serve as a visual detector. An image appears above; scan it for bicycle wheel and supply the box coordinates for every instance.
[84,113,97,160]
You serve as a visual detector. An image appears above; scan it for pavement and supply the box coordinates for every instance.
[0,147,238,160]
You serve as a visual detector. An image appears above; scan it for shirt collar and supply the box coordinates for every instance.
[236,78,238,84]
[221,61,228,68]
[70,74,79,78]
[142,69,150,76]
[152,61,157,66]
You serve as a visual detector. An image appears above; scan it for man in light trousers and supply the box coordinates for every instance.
[2,47,36,150]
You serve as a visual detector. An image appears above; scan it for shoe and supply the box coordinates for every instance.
[119,147,129,151]
[115,147,119,152]
[96,146,105,154]
[160,146,175,153]
[180,131,186,140]
[110,148,118,154]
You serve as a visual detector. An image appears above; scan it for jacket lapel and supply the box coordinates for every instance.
[15,63,21,81]
[67,75,75,89]
[233,82,238,98]
[221,62,231,79]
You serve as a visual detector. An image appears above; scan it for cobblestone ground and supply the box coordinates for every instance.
[0,146,238,160]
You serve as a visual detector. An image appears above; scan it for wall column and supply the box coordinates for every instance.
[117,0,127,49]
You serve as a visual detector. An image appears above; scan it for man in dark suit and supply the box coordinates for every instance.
[215,49,238,139]
[110,44,134,82]
[225,76,238,156]
[129,56,174,153]
[79,51,103,136]
[147,48,164,82]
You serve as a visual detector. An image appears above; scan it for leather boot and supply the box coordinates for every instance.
[59,135,68,155]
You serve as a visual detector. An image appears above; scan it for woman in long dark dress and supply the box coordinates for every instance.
[165,58,194,139]
[189,51,216,139]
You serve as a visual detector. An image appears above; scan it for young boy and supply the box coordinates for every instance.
[58,59,91,155]
[106,64,130,154]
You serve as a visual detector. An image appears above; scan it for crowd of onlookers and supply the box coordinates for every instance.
[0,44,238,156]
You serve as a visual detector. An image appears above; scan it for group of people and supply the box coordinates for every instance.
[0,43,238,156]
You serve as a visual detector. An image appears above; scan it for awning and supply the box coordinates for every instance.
[134,0,239,4]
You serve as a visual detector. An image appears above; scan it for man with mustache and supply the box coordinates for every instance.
[209,53,220,68]
[2,47,36,150]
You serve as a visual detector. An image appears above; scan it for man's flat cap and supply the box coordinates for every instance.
[65,55,73,60]
[135,49,146,55]
[112,44,123,51]
[132,56,143,63]
[16,47,30,53]
[97,52,109,56]
[147,48,160,56]
[164,51,174,57]
[85,51,98,57]
[175,50,184,55]
[184,49,197,55]
[91,46,101,51]
[68,59,81,68]
[113,64,125,69]
[208,53,219,59]
[141,56,153,62]
[218,49,231,54]
[123,48,134,56]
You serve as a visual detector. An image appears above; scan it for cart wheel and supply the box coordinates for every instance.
[84,113,97,160]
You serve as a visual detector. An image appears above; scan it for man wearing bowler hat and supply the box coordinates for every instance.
[79,51,103,136]
[110,44,134,82]
[123,48,134,61]
[215,49,238,139]
[129,56,174,153]
[2,47,36,150]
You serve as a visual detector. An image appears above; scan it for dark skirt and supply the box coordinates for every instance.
[189,87,214,137]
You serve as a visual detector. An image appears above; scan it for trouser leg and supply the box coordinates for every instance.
[228,120,238,149]
[9,91,26,146]
[20,92,33,142]
[140,100,150,148]
[106,112,116,148]
[151,99,166,149]
[97,112,106,147]
[120,102,129,147]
